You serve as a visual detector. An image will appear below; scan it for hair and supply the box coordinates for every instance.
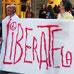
[62,0,72,11]
[6,4,16,10]
[6,5,9,9]
[47,5,54,18]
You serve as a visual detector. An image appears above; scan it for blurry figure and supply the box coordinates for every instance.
[7,4,19,19]
[26,6,34,18]
[39,4,47,18]
[73,7,74,10]
[2,4,19,48]
[70,7,74,16]
[2,4,19,35]
[53,5,60,18]
[27,12,32,18]
[57,0,73,19]
[46,5,55,19]
[54,5,60,14]
[3,4,19,22]
[1,4,20,74]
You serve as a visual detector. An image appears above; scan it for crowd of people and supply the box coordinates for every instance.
[3,0,74,19]
[25,0,74,19]
[39,0,74,19]
[2,0,74,19]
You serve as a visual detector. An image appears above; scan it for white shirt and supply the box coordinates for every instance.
[2,14,20,41]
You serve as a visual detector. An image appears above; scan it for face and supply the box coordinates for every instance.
[42,4,46,9]
[7,5,16,15]
[59,1,65,11]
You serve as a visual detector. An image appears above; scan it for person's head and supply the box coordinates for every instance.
[7,4,16,16]
[47,5,53,12]
[59,0,72,12]
[47,5,54,17]
[42,4,46,9]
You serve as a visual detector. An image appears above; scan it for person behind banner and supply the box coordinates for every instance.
[57,0,74,19]
[2,4,20,41]
[39,4,47,18]
[1,4,20,74]
[2,4,19,24]
[2,4,20,54]
[46,5,55,19]
[7,4,19,19]
[26,6,34,18]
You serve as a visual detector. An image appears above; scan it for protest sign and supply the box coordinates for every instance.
[0,19,74,74]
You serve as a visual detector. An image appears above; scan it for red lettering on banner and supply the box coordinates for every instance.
[3,19,12,64]
[24,28,33,63]
[10,22,17,31]
[66,51,72,65]
[61,46,72,67]
[3,21,73,70]
[14,23,24,64]
[52,29,62,68]
[39,32,48,70]
[37,25,59,67]
[32,37,39,63]
[9,32,14,60]
[9,21,17,60]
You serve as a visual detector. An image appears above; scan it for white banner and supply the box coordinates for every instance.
[0,18,74,74]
